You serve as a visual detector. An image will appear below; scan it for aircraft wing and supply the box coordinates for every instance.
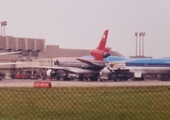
[30,65,96,74]
[0,62,24,65]
[76,58,105,67]
[30,65,69,70]
[0,51,22,56]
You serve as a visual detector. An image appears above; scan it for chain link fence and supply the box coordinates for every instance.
[0,86,170,119]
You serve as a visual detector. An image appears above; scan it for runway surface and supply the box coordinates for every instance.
[0,79,170,87]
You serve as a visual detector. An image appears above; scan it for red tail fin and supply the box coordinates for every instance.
[97,30,109,51]
[90,30,110,61]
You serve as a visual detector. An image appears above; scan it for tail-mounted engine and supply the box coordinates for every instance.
[90,49,110,60]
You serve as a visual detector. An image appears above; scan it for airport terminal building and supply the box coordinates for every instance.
[0,35,123,60]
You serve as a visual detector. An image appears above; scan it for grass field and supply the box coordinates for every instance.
[0,86,170,120]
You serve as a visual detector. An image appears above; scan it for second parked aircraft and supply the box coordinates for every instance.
[98,55,170,81]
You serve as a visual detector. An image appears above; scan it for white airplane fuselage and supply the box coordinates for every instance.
[100,56,170,79]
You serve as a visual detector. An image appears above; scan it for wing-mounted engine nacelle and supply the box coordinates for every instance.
[46,69,56,77]
[100,68,111,75]
[90,49,110,59]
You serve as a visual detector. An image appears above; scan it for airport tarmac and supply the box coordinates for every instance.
[0,79,170,87]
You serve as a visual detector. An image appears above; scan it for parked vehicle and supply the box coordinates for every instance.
[12,71,39,79]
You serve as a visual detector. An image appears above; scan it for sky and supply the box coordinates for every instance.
[0,0,170,58]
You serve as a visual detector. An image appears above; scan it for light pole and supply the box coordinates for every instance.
[3,21,7,37]
[139,32,142,57]
[1,21,7,37]
[142,32,145,57]
[135,32,138,57]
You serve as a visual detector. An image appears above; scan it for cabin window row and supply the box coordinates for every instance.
[126,63,170,67]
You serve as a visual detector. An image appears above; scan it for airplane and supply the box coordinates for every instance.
[30,30,110,81]
[97,55,170,81]
[82,53,170,81]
